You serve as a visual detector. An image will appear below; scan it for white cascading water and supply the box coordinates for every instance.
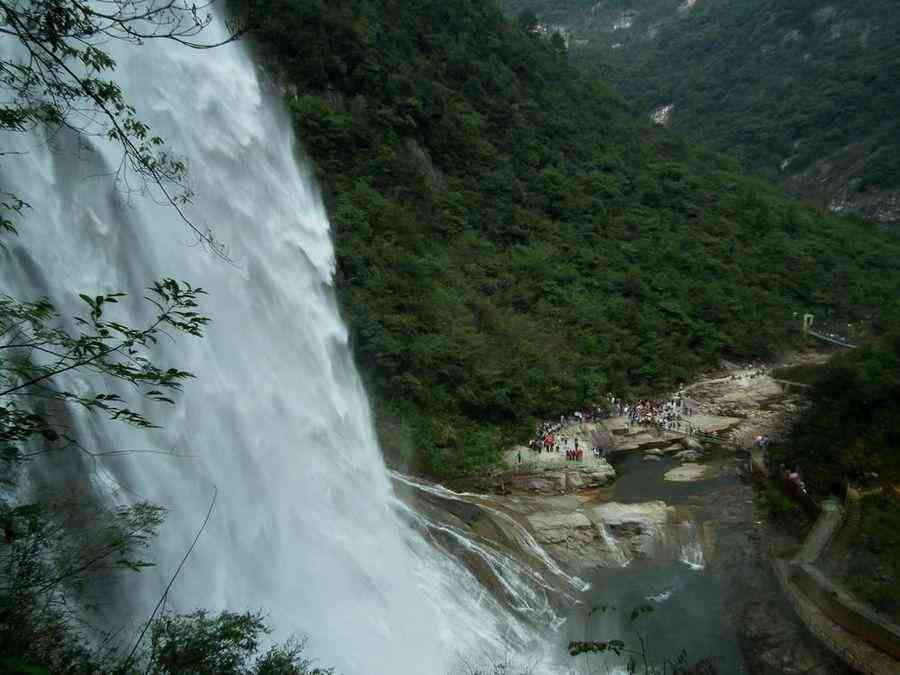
[0,16,555,674]
[392,472,590,594]
[677,523,706,571]
[598,522,631,567]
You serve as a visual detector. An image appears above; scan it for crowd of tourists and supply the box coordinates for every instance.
[622,396,686,431]
[520,363,775,466]
[525,388,697,462]
[528,421,602,461]
[728,363,767,381]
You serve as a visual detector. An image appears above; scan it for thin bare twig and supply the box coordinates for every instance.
[125,485,217,672]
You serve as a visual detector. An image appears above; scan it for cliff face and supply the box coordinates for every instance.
[506,0,900,225]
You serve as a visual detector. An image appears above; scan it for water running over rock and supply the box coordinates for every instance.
[0,16,554,674]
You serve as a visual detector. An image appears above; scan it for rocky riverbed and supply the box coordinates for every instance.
[399,353,851,673]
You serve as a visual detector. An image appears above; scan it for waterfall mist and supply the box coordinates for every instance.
[0,17,543,674]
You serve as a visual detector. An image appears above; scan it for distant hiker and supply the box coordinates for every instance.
[517,449,522,464]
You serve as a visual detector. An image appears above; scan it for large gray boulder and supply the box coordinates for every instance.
[675,449,701,462]
[583,460,616,487]
[591,501,673,528]
[664,463,713,482]
[527,511,594,545]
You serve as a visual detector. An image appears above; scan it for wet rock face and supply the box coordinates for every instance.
[518,500,689,569]
[591,500,673,527]
[591,501,675,559]
[483,461,616,496]
[527,512,594,545]
[566,470,587,490]
[509,465,615,494]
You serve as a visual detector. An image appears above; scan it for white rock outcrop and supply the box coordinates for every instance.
[665,462,713,482]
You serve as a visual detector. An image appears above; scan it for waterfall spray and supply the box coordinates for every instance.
[0,15,552,673]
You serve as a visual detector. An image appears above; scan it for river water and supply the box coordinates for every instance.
[563,452,747,673]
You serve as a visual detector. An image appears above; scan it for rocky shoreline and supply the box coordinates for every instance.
[416,351,853,673]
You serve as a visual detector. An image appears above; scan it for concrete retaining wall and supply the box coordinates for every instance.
[790,563,900,661]
[780,488,900,667]
[793,507,842,563]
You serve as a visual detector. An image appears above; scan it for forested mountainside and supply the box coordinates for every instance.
[236,0,900,478]
[503,0,900,225]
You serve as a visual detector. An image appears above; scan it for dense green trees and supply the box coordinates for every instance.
[238,0,900,478]
[771,307,900,619]
[775,305,900,495]
[503,0,900,217]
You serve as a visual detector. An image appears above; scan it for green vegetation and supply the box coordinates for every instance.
[766,310,900,622]
[757,478,803,522]
[502,0,900,216]
[844,494,900,619]
[569,605,716,674]
[0,290,328,673]
[769,313,899,612]
[767,312,900,619]
[775,307,900,495]
[235,0,900,478]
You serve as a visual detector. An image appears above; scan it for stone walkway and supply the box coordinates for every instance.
[769,490,900,674]
[773,558,900,675]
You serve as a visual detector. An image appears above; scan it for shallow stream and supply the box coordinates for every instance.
[560,450,748,673]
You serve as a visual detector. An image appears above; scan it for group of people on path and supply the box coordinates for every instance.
[622,395,686,431]
[527,434,598,460]
[525,388,698,463]
[728,363,767,382]
[519,364,778,467]
[527,423,607,461]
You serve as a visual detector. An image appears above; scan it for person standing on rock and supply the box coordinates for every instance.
[517,448,522,464]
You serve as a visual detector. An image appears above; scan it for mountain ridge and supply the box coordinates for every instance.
[504,0,900,225]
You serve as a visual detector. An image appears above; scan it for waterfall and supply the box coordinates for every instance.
[392,472,590,593]
[0,17,548,674]
[677,522,706,570]
[597,522,631,567]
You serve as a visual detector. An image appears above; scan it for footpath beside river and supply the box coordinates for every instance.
[430,351,856,673]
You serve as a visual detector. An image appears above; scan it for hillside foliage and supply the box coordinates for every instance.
[775,305,900,495]
[236,0,900,478]
[774,307,900,620]
[503,0,900,219]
